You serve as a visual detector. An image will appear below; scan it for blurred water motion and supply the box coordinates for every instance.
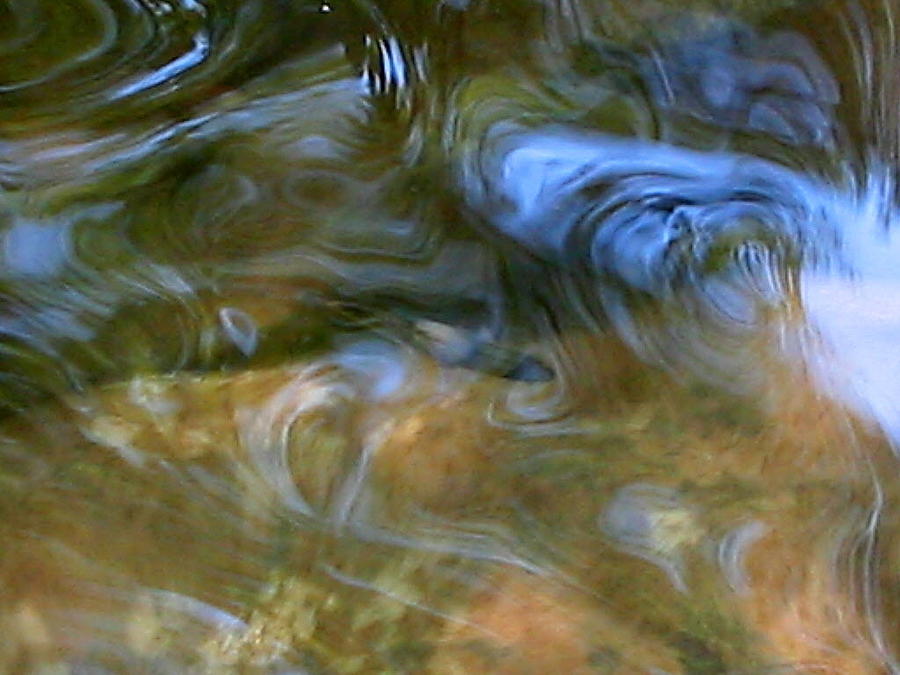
[4,0,900,672]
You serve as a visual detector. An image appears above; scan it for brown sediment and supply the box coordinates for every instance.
[428,572,598,674]
[427,568,682,674]
[60,352,515,514]
[372,378,508,509]
[738,522,888,674]
[1,315,896,672]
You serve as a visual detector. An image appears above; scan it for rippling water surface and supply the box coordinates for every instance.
[5,0,900,672]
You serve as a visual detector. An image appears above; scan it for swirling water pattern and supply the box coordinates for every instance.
[2,0,900,672]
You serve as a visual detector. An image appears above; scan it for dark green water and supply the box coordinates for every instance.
[3,0,900,672]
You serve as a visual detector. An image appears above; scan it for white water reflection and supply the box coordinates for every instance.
[465,116,900,454]
[804,204,900,449]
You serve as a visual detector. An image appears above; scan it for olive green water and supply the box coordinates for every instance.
[3,0,900,672]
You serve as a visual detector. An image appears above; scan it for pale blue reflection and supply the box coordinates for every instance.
[644,19,839,145]
[465,120,900,448]
[3,220,71,278]
[111,31,211,100]
[803,190,900,448]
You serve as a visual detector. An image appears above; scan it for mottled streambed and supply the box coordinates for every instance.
[3,0,900,672]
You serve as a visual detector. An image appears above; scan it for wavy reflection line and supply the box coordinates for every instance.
[111,29,211,99]
[0,0,119,92]
[237,364,352,519]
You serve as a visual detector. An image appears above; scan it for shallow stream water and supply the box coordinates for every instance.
[3,0,900,672]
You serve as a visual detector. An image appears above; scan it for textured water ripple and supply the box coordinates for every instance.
[0,0,899,672]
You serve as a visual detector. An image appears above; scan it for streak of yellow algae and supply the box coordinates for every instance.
[63,354,508,514]
[200,549,490,673]
[202,572,337,670]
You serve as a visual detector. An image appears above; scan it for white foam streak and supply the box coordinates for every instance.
[237,365,351,518]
